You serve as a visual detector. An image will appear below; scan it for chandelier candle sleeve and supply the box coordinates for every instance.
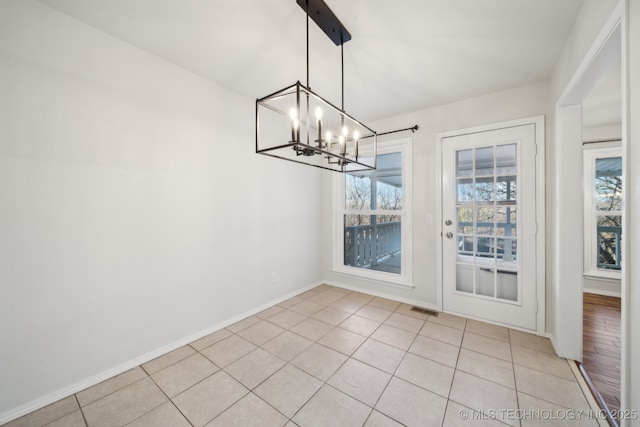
[289,108,297,143]
[354,130,359,158]
[316,106,323,148]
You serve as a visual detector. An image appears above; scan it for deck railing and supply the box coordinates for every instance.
[344,221,401,268]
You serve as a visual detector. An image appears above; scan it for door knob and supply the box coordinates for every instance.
[445,219,452,226]
[446,232,453,239]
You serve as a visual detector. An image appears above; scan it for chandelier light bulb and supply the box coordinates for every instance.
[315,106,323,121]
[289,107,297,120]
[342,126,348,137]
[353,130,360,141]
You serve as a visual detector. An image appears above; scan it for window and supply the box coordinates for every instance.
[584,146,622,278]
[333,139,412,286]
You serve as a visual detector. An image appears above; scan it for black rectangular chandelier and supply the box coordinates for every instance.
[255,0,377,173]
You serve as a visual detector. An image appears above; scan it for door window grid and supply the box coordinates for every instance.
[455,143,519,302]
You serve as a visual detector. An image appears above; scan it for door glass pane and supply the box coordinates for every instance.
[457,207,473,234]
[497,238,517,263]
[496,144,517,175]
[476,207,494,235]
[496,176,516,203]
[476,237,494,258]
[475,146,494,176]
[496,207,517,237]
[475,177,495,202]
[457,236,474,258]
[456,263,474,293]
[496,270,517,301]
[456,149,473,177]
[476,266,495,297]
[457,178,474,203]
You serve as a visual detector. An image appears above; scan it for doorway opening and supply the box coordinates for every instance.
[555,7,625,425]
[581,60,622,423]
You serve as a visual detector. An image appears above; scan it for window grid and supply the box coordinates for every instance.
[583,147,622,278]
[455,143,519,302]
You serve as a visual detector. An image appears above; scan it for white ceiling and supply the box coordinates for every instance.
[37,0,585,122]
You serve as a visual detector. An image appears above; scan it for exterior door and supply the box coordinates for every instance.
[442,124,537,331]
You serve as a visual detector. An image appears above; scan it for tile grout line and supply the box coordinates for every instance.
[118,370,177,427]
[284,299,363,425]
[283,298,404,425]
[507,328,522,427]
[74,395,89,427]
[439,315,465,427]
[367,322,420,426]
[76,374,150,413]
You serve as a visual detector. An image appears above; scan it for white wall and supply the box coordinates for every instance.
[321,81,550,309]
[583,277,621,297]
[0,0,322,420]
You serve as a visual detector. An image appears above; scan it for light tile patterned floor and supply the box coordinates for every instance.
[4,285,599,427]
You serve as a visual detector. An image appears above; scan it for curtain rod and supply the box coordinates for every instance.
[361,125,419,139]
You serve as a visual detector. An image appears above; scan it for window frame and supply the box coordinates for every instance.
[332,138,413,287]
[583,144,622,280]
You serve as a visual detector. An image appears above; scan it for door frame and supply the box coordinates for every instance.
[435,116,546,335]
[553,0,626,400]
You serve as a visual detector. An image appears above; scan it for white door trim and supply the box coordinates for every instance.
[435,116,545,335]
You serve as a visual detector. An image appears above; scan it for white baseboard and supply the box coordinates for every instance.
[546,332,561,357]
[583,288,622,298]
[322,279,439,312]
[0,282,321,426]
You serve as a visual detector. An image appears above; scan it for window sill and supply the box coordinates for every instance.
[332,266,415,289]
[583,272,621,282]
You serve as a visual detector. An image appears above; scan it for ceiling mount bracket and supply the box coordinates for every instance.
[296,0,351,46]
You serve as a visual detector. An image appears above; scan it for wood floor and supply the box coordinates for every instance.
[583,292,621,417]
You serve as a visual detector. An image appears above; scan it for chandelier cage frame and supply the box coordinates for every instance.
[255,0,378,173]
